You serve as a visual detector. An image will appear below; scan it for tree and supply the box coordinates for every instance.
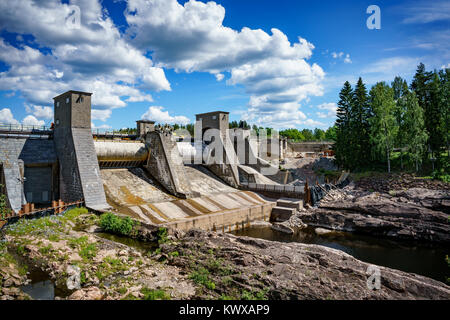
[301,128,314,141]
[411,63,432,110]
[391,76,409,169]
[334,81,354,168]
[438,68,450,157]
[402,91,428,171]
[279,128,305,141]
[369,82,398,173]
[313,128,326,141]
[351,77,371,168]
[325,125,337,141]
[427,72,446,158]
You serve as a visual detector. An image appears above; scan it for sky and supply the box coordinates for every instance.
[0,0,448,131]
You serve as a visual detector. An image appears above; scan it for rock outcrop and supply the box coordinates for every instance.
[164,230,450,300]
[296,185,450,244]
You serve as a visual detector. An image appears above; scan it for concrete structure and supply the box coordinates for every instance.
[144,131,195,198]
[0,89,301,233]
[53,91,108,211]
[196,111,229,139]
[286,141,334,154]
[136,120,155,138]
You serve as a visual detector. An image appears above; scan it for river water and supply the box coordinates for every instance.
[232,226,449,284]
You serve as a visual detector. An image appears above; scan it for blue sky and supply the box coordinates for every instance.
[0,0,448,130]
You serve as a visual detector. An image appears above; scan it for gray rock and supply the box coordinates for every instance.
[167,229,450,300]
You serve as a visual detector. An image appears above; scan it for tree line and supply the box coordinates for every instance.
[334,63,449,174]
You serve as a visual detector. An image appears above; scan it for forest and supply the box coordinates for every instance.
[333,63,449,179]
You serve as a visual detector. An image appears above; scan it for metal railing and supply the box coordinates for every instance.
[0,123,52,132]
[0,199,85,229]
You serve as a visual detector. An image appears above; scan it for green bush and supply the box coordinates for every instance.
[156,227,168,244]
[99,213,135,236]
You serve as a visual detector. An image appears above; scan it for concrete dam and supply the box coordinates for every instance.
[1,90,296,232]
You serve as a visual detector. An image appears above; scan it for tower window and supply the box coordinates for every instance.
[66,97,70,104]
[56,101,60,107]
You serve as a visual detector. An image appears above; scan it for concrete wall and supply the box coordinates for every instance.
[204,133,240,188]
[144,131,193,198]
[0,137,58,212]
[287,141,334,153]
[162,201,275,232]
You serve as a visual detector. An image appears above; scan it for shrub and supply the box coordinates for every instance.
[156,227,168,244]
[100,213,135,236]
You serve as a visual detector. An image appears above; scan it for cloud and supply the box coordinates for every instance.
[362,56,421,76]
[400,0,450,24]
[0,108,19,124]
[0,0,170,112]
[215,73,225,81]
[141,106,190,124]
[0,107,48,126]
[316,102,337,119]
[25,105,53,119]
[92,109,112,122]
[92,122,112,130]
[22,115,45,126]
[126,0,324,127]
[0,0,326,129]
[344,54,352,64]
[331,51,351,63]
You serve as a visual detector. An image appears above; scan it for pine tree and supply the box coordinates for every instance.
[402,91,428,171]
[427,72,446,159]
[351,77,371,168]
[369,82,398,173]
[438,68,450,157]
[391,76,409,169]
[334,81,354,169]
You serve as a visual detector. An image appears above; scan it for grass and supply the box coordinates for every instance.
[240,289,269,300]
[99,213,137,236]
[95,256,128,281]
[141,288,171,300]
[79,243,97,261]
[190,266,216,290]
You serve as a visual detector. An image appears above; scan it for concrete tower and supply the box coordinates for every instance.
[53,90,108,210]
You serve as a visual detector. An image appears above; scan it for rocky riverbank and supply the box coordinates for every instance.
[1,206,449,300]
[293,177,449,244]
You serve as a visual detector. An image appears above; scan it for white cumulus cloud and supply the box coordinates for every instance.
[141,106,190,125]
[22,115,45,126]
[0,108,19,124]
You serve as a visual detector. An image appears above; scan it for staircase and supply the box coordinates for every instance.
[270,198,303,222]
